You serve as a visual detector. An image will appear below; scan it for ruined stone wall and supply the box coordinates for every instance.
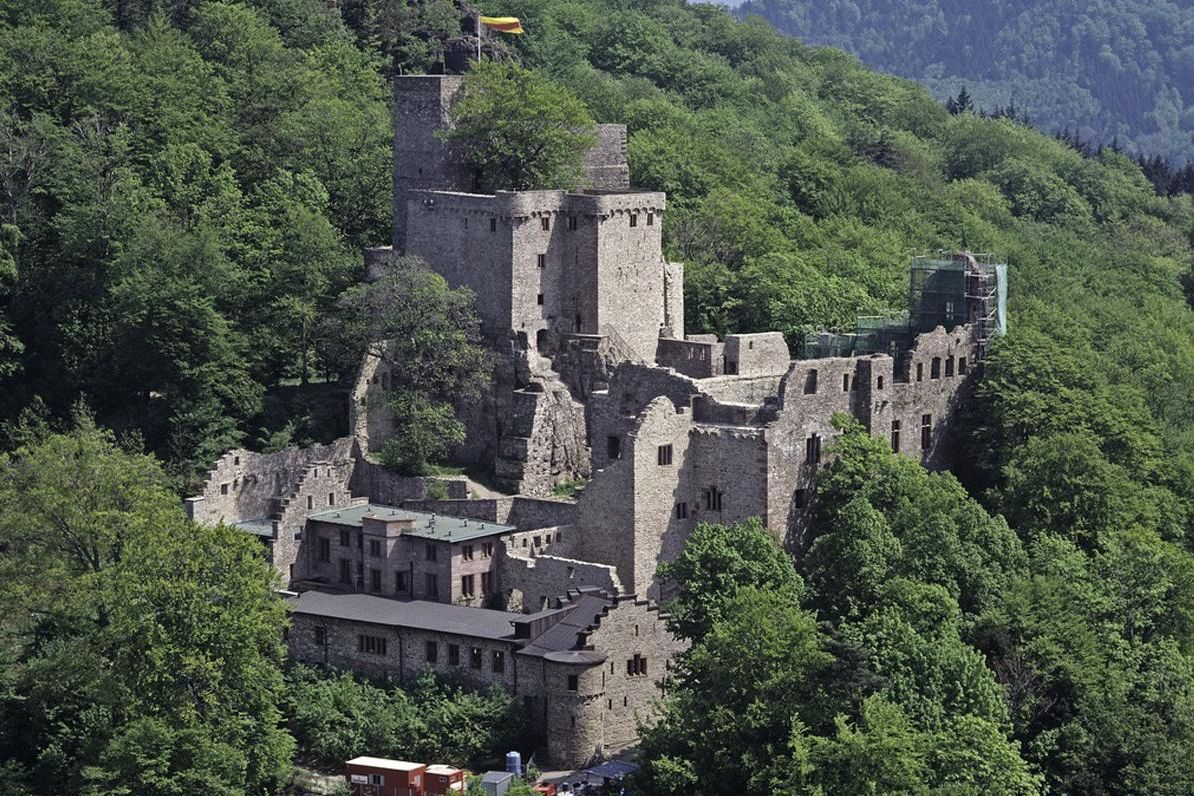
[392,76,472,251]
[687,425,770,527]
[503,526,575,558]
[499,552,621,612]
[588,363,703,471]
[696,373,785,404]
[274,459,357,584]
[580,598,686,752]
[655,338,723,379]
[723,332,791,376]
[582,125,631,191]
[765,326,977,552]
[185,439,354,525]
[691,395,773,426]
[350,459,469,504]
[663,262,684,338]
[887,326,976,470]
[494,379,591,496]
[508,496,579,530]
[625,399,694,600]
[350,347,394,455]
[573,444,636,588]
[393,496,578,530]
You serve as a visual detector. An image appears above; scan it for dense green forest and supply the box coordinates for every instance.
[2,0,1194,791]
[735,0,1194,163]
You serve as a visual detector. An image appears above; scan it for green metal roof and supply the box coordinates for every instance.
[235,518,275,538]
[306,503,514,543]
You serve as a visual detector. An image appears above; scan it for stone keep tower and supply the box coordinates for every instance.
[391,74,634,253]
[391,76,476,252]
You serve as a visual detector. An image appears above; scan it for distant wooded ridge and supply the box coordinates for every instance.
[736,0,1194,163]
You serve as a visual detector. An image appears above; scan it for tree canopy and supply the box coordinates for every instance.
[738,0,1194,163]
[0,420,293,795]
[444,59,597,191]
[321,255,490,474]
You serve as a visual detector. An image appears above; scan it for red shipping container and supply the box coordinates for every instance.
[424,764,465,794]
[345,756,427,796]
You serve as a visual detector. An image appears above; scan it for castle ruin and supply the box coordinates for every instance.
[188,72,1006,767]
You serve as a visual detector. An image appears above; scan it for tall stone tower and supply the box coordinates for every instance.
[391,76,476,252]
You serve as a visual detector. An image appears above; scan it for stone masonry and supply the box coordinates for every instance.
[285,587,684,768]
[187,67,1005,771]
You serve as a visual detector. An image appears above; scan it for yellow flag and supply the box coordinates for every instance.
[479,15,524,34]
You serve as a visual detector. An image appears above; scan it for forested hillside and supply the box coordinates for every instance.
[3,0,1194,791]
[736,0,1194,162]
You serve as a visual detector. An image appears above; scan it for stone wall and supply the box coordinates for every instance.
[350,346,394,455]
[288,611,518,691]
[185,438,354,526]
[394,496,578,530]
[577,597,686,753]
[655,337,723,379]
[570,326,980,597]
[722,332,791,376]
[350,459,469,504]
[503,526,575,559]
[499,552,621,613]
[626,399,696,601]
[493,377,590,496]
[582,124,631,191]
[274,459,358,584]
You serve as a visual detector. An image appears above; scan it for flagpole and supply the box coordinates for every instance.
[476,14,481,61]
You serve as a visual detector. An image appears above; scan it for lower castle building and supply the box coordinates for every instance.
[286,587,685,767]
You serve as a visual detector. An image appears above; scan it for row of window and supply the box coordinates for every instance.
[328,629,507,674]
[474,212,655,235]
[461,542,495,561]
[323,535,494,564]
[799,354,967,397]
[518,531,556,548]
[890,414,933,453]
[916,355,967,382]
[426,641,505,672]
[669,487,722,521]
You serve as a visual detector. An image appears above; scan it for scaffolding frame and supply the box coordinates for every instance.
[802,252,1007,361]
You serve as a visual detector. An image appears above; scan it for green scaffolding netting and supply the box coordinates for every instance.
[801,254,1007,359]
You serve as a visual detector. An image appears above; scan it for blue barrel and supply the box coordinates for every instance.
[506,751,522,776]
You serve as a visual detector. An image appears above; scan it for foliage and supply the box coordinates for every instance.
[0,0,387,483]
[739,0,1194,162]
[322,255,490,474]
[284,665,531,771]
[657,516,804,643]
[0,420,292,795]
[444,59,597,191]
